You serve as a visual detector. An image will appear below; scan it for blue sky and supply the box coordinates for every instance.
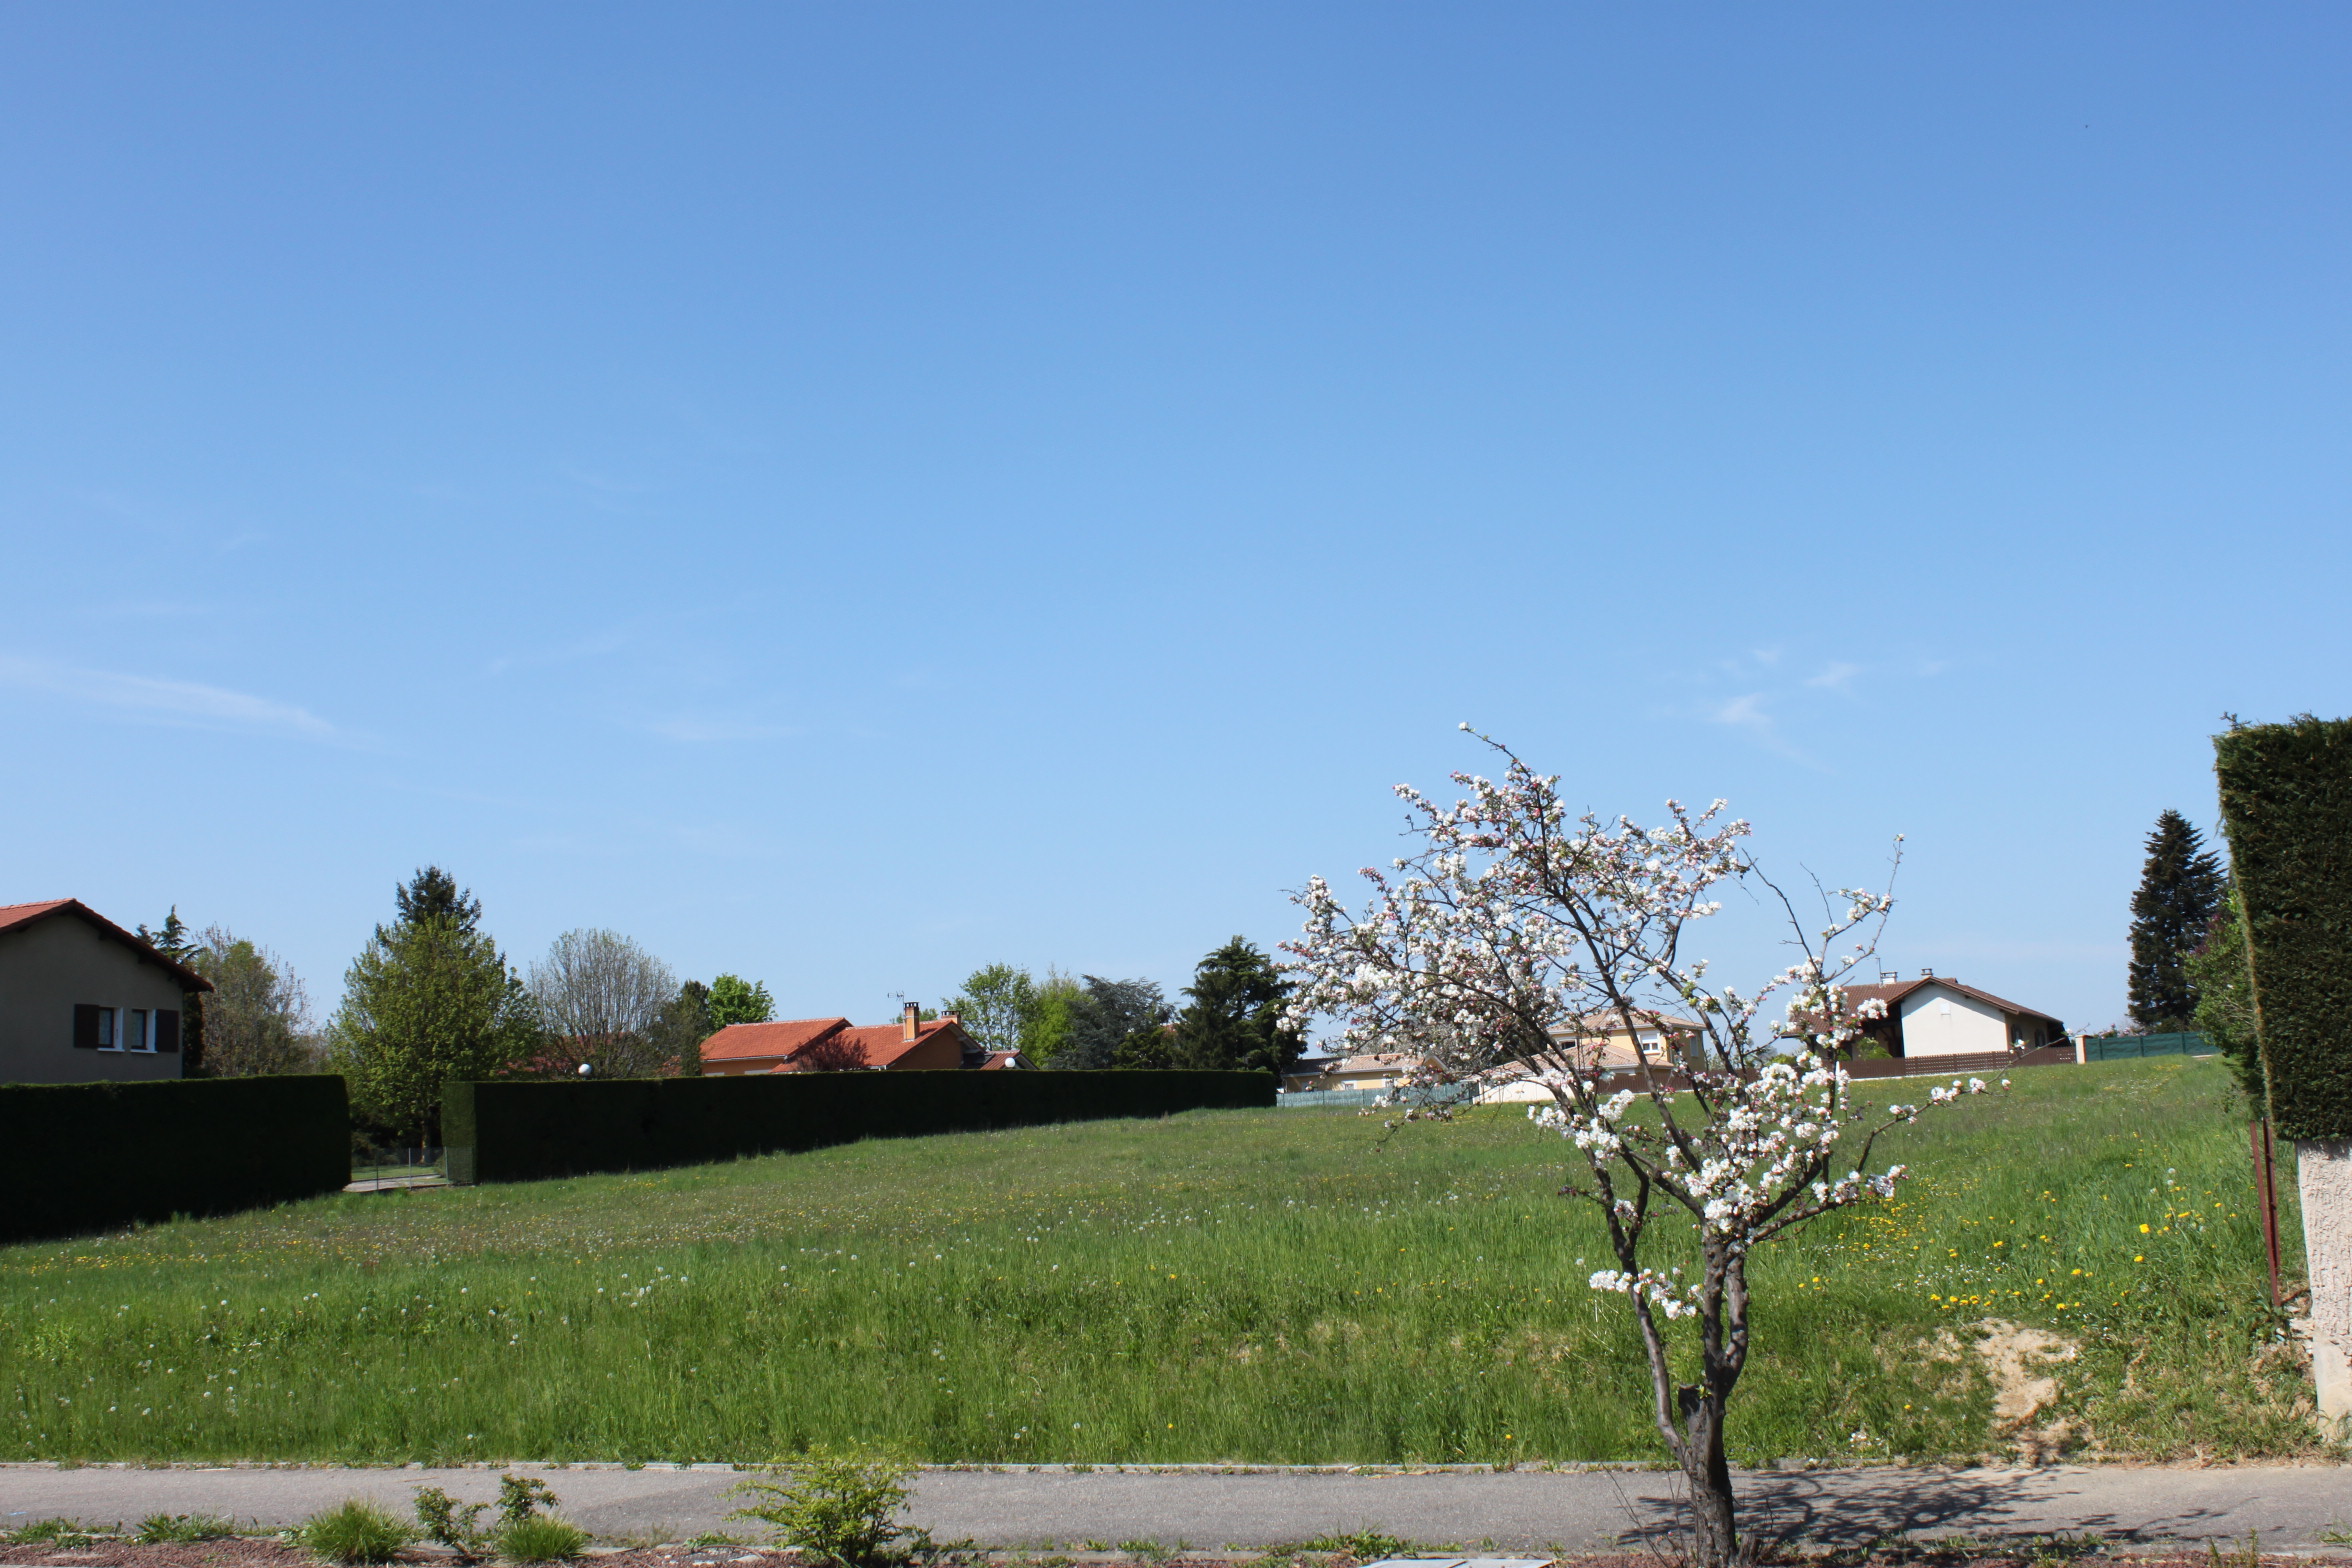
[3,3,2346,1034]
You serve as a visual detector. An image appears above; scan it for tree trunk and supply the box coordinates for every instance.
[1676,1382,1740,1567]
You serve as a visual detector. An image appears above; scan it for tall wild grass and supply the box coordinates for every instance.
[0,1056,2317,1464]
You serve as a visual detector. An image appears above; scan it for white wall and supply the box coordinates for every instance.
[1898,982,2008,1057]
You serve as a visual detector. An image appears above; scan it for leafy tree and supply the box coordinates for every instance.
[1019,970,1083,1062]
[943,963,1037,1056]
[706,973,775,1030]
[1052,976,1170,1069]
[190,926,318,1077]
[330,868,539,1144]
[1172,936,1302,1074]
[2128,810,2226,1031]
[528,929,678,1078]
[2189,886,2263,1101]
[651,980,714,1075]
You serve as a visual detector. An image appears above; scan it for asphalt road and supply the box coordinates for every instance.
[3,1465,2348,1551]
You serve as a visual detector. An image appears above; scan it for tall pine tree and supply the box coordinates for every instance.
[2128,809,2225,1032]
[1171,936,1302,1074]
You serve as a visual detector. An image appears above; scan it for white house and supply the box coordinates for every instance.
[1843,973,2065,1059]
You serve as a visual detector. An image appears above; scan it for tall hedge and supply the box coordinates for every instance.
[444,1069,1275,1184]
[0,1075,351,1244]
[2213,716,2352,1140]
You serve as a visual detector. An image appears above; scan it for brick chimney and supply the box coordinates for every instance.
[902,1002,919,1042]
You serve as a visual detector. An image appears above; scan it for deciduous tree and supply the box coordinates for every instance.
[331,868,539,1144]
[1053,976,1170,1070]
[943,963,1036,1056]
[1283,731,1986,1568]
[652,980,715,1075]
[707,973,775,1030]
[191,927,318,1077]
[529,929,679,1078]
[2189,887,2262,1101]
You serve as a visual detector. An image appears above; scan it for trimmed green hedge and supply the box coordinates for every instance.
[0,1075,351,1244]
[2214,716,2352,1139]
[444,1070,1275,1184]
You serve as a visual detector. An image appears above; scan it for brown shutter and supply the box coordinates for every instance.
[154,1010,180,1053]
[72,1004,102,1049]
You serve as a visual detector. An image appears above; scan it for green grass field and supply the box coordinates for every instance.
[0,1056,2325,1466]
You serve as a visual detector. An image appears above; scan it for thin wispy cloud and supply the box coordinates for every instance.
[1805,661,1862,692]
[0,655,338,741]
[1711,692,1773,733]
[1704,690,1827,769]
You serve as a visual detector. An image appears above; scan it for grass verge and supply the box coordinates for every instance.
[0,1056,2322,1464]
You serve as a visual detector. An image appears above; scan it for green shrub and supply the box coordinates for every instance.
[492,1515,590,1563]
[728,1448,924,1568]
[296,1499,415,1564]
[137,1513,237,1543]
[413,1486,490,1557]
[0,1075,349,1243]
[2214,716,2352,1137]
[8,1520,96,1548]
[497,1472,560,1529]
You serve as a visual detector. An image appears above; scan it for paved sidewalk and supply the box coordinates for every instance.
[2,1464,2348,1551]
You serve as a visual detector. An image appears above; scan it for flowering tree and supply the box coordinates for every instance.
[1282,732,1993,1567]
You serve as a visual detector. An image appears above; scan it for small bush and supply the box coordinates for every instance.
[727,1448,924,1568]
[297,1499,415,1565]
[493,1515,590,1564]
[414,1487,491,1557]
[138,1513,238,1543]
[498,1473,561,1528]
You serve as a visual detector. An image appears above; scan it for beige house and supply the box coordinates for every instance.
[0,900,213,1085]
[1289,1011,1703,1100]
[1286,1051,1422,1094]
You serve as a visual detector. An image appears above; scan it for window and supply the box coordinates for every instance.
[96,1007,117,1048]
[128,1009,151,1052]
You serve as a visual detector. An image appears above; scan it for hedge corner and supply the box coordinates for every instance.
[2213,714,2352,1141]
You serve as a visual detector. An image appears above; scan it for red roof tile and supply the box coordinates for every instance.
[837,1018,969,1069]
[700,1017,850,1062]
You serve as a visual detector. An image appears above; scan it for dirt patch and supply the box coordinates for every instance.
[1968,1318,2081,1463]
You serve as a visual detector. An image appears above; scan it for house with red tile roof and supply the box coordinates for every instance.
[701,1003,989,1074]
[0,899,214,1085]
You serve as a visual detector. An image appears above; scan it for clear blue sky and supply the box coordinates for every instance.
[4,4,2346,1035]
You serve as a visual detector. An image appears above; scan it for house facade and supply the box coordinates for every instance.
[1843,973,2065,1058]
[701,1003,986,1074]
[0,900,213,1085]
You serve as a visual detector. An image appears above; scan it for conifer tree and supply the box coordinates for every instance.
[2128,809,2226,1031]
[1171,936,1302,1074]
